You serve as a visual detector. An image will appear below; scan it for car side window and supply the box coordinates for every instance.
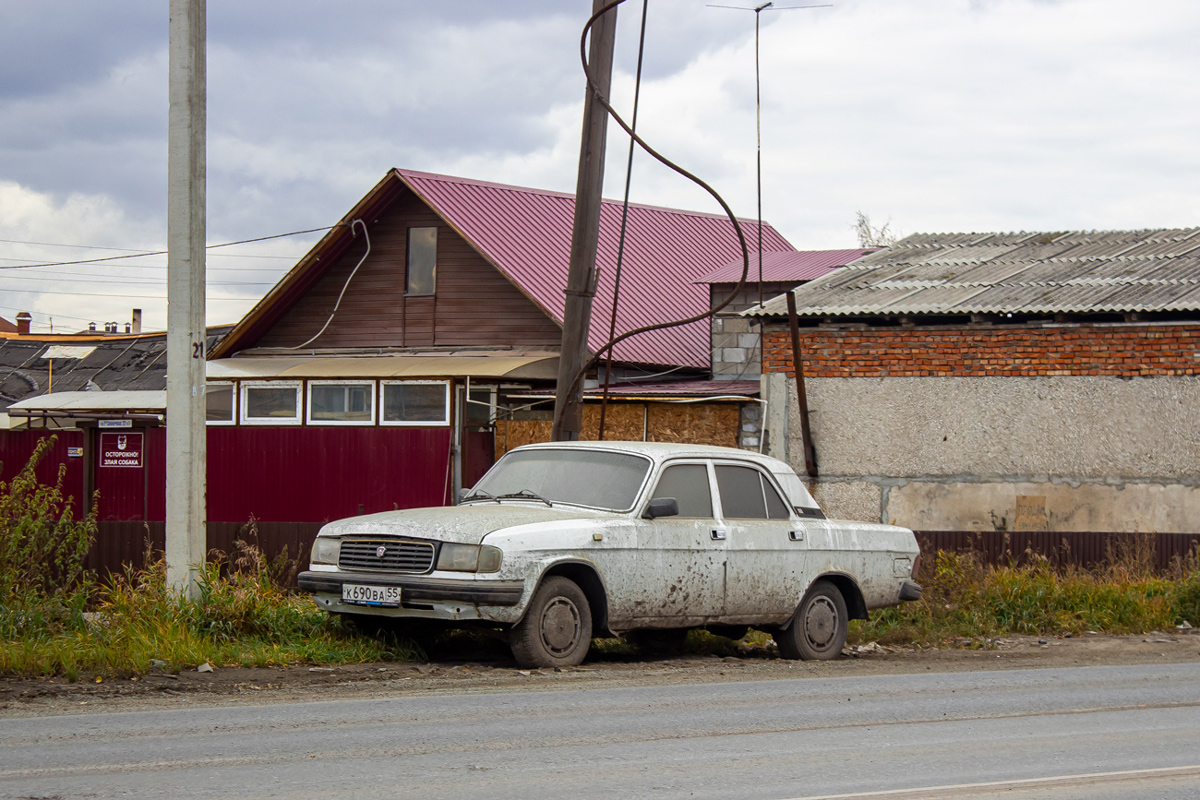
[651,464,713,518]
[763,479,791,520]
[715,465,767,518]
[716,464,792,520]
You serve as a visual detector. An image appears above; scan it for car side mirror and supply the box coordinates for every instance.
[644,497,679,519]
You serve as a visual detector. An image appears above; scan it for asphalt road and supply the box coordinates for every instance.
[2,663,1198,800]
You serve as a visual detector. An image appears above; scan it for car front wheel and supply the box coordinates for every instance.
[509,576,593,668]
[777,579,848,661]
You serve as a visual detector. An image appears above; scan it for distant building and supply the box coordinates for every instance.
[750,229,1200,533]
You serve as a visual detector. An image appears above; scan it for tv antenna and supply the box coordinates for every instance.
[707,2,831,309]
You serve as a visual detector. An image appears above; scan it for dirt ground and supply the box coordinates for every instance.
[3,629,1198,718]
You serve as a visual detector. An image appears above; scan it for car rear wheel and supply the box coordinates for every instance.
[509,576,593,668]
[777,579,848,661]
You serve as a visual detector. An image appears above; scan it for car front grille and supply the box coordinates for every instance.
[338,539,435,573]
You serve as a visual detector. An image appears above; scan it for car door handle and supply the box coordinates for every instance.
[711,528,726,541]
[789,530,804,541]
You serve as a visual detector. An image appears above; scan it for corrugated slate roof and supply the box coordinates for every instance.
[749,228,1200,318]
[397,169,794,368]
[692,248,874,284]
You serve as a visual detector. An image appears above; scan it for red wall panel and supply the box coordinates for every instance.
[0,429,85,518]
[93,428,166,521]
[206,426,453,523]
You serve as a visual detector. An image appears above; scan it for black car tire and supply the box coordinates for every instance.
[777,579,848,661]
[509,576,593,668]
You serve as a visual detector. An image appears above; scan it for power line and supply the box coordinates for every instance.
[2,273,276,286]
[0,224,341,270]
[0,258,291,274]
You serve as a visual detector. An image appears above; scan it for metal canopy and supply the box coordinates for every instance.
[206,355,559,381]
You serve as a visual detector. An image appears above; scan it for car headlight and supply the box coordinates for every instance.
[311,537,341,566]
[437,543,503,573]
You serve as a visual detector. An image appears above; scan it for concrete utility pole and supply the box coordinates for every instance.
[551,0,618,441]
[165,0,207,598]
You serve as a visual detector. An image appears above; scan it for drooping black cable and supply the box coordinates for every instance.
[597,0,649,441]
[0,225,347,271]
[566,0,752,407]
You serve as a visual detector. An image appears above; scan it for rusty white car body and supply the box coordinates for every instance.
[298,441,922,668]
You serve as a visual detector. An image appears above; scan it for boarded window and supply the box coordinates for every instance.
[651,464,713,518]
[381,380,449,426]
[206,382,235,425]
[406,226,437,295]
[308,381,374,424]
[241,382,301,425]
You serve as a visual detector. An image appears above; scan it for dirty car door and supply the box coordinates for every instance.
[630,462,725,625]
[718,463,806,623]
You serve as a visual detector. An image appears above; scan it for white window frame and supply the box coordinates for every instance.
[205,381,237,426]
[379,379,451,427]
[306,380,377,426]
[240,380,302,426]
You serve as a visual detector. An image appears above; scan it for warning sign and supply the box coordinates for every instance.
[100,432,143,468]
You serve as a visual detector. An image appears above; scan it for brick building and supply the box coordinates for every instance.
[749,229,1200,533]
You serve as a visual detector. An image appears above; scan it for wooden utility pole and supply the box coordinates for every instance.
[786,292,817,477]
[165,0,207,599]
[551,0,618,441]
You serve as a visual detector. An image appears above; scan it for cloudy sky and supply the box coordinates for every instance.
[2,0,1198,333]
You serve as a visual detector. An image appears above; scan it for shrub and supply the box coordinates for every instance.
[0,436,98,638]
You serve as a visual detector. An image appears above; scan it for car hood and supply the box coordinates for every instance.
[317,503,614,545]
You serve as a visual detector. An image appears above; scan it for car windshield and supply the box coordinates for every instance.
[469,448,651,511]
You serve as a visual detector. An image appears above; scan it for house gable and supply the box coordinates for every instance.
[253,188,562,351]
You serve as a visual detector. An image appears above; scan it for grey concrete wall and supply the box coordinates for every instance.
[767,375,1200,531]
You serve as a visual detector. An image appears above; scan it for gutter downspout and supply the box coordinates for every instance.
[786,292,817,478]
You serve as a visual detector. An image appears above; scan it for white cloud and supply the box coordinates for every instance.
[3,0,1200,328]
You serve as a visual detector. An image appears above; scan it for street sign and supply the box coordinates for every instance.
[100,432,143,468]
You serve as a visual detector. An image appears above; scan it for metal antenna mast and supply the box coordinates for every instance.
[708,2,830,309]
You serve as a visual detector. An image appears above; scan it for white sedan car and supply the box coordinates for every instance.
[298,441,922,668]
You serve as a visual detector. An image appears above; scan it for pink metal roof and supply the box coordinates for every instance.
[693,248,875,285]
[396,169,795,369]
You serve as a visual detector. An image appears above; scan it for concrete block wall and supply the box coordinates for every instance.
[712,316,761,380]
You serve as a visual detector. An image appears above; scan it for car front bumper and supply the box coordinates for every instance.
[298,570,525,611]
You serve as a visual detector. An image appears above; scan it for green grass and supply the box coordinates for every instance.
[848,545,1200,648]
[0,542,423,680]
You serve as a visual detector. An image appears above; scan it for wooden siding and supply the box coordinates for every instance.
[256,190,563,350]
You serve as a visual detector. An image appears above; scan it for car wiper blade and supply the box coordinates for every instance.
[497,489,553,507]
[463,489,501,504]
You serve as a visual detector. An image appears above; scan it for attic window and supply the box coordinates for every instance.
[406,227,437,295]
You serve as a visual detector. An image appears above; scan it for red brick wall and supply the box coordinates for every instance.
[762,324,1200,378]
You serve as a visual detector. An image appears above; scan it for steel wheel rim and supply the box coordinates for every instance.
[804,596,838,651]
[540,597,582,656]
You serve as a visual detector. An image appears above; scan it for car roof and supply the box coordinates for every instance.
[511,440,792,471]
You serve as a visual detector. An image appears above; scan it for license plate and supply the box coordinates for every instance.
[342,583,401,607]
